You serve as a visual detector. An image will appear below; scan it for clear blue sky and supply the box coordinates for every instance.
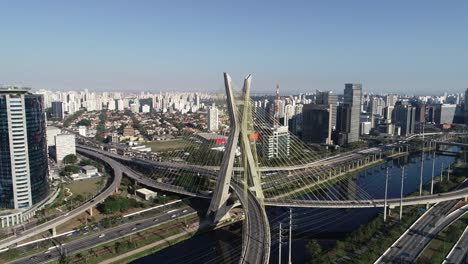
[0,0,467,94]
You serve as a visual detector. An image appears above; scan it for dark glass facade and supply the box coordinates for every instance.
[0,93,48,209]
[24,95,49,205]
[0,97,14,209]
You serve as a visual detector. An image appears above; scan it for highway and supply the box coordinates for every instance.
[231,182,271,264]
[77,146,212,199]
[0,148,123,250]
[376,202,468,263]
[443,225,468,264]
[9,207,197,264]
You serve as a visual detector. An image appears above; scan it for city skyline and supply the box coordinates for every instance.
[1,0,467,93]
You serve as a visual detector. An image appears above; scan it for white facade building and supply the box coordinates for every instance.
[208,106,219,132]
[55,134,76,162]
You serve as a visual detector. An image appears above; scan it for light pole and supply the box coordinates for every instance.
[384,167,389,222]
[440,162,444,182]
[288,208,292,264]
[419,123,425,196]
[400,166,405,221]
[431,150,435,195]
[279,223,282,264]
[448,164,451,182]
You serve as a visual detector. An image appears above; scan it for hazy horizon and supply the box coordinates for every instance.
[1,0,467,94]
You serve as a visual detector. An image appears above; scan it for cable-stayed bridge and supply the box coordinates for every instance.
[2,73,467,263]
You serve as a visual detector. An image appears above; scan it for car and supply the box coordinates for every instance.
[182,209,188,213]
[29,256,37,260]
[64,213,69,216]
[46,254,52,259]
[171,214,176,218]
[135,223,141,226]
[131,227,137,231]
[153,218,159,222]
[98,234,105,238]
[44,250,51,254]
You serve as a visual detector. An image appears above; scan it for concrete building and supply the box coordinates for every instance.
[78,126,87,137]
[343,83,362,144]
[302,104,333,144]
[142,104,150,113]
[208,105,219,132]
[55,134,76,163]
[465,88,468,124]
[261,126,290,159]
[434,104,456,125]
[51,101,64,120]
[81,165,98,177]
[123,127,135,137]
[0,86,49,210]
[46,126,61,147]
[360,121,372,135]
[136,188,157,201]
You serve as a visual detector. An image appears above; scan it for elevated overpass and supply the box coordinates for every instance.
[0,148,122,250]
[264,185,468,209]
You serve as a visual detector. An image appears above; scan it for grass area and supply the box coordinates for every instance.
[417,210,468,263]
[144,139,191,152]
[65,177,102,197]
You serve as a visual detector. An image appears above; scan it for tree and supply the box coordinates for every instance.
[114,241,122,253]
[60,165,81,176]
[63,154,78,164]
[75,119,91,127]
[306,239,322,263]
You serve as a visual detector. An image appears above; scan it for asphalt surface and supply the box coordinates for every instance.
[231,182,270,264]
[10,207,197,264]
[0,149,123,250]
[376,201,466,263]
[443,225,468,264]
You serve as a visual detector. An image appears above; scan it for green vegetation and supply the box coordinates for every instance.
[95,110,107,142]
[63,110,85,127]
[66,177,102,197]
[63,154,78,164]
[57,215,199,264]
[75,119,91,127]
[315,209,423,263]
[97,196,144,214]
[60,165,81,176]
[306,239,322,264]
[418,214,468,263]
[144,139,192,152]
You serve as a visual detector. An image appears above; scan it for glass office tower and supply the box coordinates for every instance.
[0,86,48,210]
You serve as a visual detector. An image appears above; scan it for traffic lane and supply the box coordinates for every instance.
[11,207,197,264]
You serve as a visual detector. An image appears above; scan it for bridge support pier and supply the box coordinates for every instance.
[51,227,57,237]
[89,207,93,217]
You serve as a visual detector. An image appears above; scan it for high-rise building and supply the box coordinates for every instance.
[0,86,48,210]
[51,101,64,120]
[392,102,416,136]
[208,105,219,132]
[55,134,76,163]
[464,88,468,124]
[343,83,362,143]
[434,104,456,125]
[302,104,333,144]
[316,90,338,130]
[261,126,290,160]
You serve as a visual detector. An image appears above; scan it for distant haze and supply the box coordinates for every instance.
[0,1,467,94]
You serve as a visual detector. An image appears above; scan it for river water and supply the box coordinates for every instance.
[133,149,460,264]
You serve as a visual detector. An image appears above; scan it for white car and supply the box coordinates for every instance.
[98,234,105,238]
[171,214,176,218]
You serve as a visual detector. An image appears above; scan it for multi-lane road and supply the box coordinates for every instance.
[0,148,123,250]
[376,200,468,263]
[443,225,468,264]
[9,207,197,264]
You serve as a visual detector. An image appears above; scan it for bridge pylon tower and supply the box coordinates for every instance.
[207,73,264,222]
